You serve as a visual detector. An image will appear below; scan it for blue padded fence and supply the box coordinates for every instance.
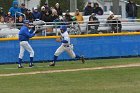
[1,35,140,63]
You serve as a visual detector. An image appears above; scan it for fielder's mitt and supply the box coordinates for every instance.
[34,29,42,34]
[56,38,61,42]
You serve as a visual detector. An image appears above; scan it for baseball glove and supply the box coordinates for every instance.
[56,38,61,42]
[34,29,42,34]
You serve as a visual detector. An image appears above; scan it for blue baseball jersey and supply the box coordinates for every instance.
[18,25,35,41]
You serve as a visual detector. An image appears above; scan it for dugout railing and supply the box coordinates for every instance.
[0,19,140,38]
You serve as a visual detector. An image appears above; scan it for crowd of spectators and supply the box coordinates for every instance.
[84,1,103,16]
[0,0,138,34]
[0,0,123,34]
[0,1,104,24]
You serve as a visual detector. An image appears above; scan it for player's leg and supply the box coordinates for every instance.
[24,41,34,67]
[49,45,65,66]
[18,42,25,68]
[66,47,85,63]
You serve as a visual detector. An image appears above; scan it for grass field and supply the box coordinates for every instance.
[0,57,140,93]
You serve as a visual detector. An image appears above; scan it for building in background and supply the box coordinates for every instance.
[103,0,126,18]
[18,0,40,11]
[86,0,126,18]
[17,0,139,18]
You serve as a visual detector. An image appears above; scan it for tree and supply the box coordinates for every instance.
[0,0,13,13]
[133,0,140,18]
[40,0,85,12]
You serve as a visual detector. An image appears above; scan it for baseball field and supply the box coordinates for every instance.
[0,57,140,93]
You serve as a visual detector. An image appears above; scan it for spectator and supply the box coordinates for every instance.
[126,0,138,22]
[107,11,114,23]
[25,9,34,22]
[7,17,14,28]
[106,11,114,33]
[42,10,52,22]
[50,7,59,22]
[44,2,52,15]
[17,16,24,23]
[5,12,14,28]
[88,13,100,34]
[9,0,21,18]
[0,7,6,17]
[32,7,41,20]
[0,16,5,23]
[20,3,27,14]
[93,3,103,15]
[107,11,121,33]
[5,12,14,23]
[69,16,81,35]
[84,1,93,16]
[74,9,84,24]
[40,6,46,20]
[111,16,122,33]
[64,10,73,22]
[54,3,63,16]
[16,16,24,29]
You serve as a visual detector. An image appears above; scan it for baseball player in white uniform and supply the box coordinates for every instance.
[18,20,35,68]
[49,25,85,66]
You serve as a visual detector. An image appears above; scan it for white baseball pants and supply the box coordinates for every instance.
[54,44,76,58]
[19,41,34,59]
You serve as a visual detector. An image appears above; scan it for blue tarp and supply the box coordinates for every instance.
[1,35,140,63]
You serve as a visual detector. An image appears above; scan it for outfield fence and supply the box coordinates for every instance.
[1,33,140,64]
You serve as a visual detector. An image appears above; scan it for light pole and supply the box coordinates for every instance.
[46,0,48,4]
[70,0,77,12]
[112,0,120,15]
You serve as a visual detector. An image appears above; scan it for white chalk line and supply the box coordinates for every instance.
[4,66,45,70]
[0,63,140,77]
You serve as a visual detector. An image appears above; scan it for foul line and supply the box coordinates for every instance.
[0,63,140,77]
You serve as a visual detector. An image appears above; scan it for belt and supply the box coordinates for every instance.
[20,40,28,42]
[63,45,69,47]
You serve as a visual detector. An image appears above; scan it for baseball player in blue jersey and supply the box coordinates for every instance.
[18,20,35,68]
[49,25,85,66]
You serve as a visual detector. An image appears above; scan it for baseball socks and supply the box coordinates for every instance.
[29,57,34,67]
[18,58,23,68]
[75,55,85,63]
[49,55,58,66]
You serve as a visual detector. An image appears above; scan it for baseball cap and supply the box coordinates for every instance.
[60,25,67,32]
[91,13,96,16]
[41,6,45,10]
[109,11,114,16]
[88,2,91,4]
[21,3,25,6]
[0,7,3,10]
[34,7,38,10]
[76,9,79,11]
[23,20,30,24]
[56,3,59,6]
[27,9,31,11]
[66,10,69,13]
[45,2,48,5]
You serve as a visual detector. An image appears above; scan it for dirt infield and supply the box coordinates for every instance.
[0,63,140,77]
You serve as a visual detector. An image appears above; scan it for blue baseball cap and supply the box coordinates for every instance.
[60,25,67,32]
[23,20,30,24]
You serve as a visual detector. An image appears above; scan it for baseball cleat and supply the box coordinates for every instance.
[18,65,23,68]
[81,56,85,63]
[49,62,55,66]
[29,64,34,67]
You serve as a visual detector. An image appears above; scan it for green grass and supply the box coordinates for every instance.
[0,57,140,93]
[0,57,140,74]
